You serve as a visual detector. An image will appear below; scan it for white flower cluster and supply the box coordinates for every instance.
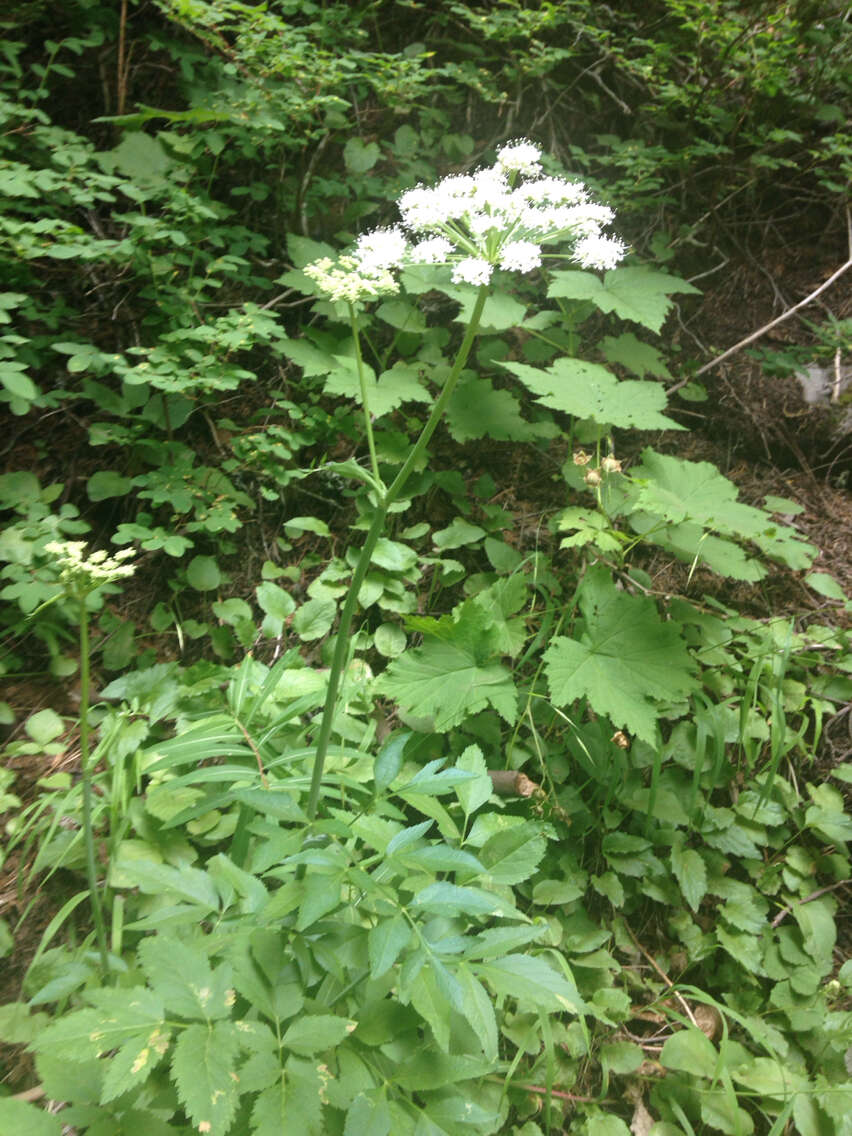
[44,541,137,590]
[304,140,626,299]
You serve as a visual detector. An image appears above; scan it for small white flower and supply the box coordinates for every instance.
[560,203,616,236]
[304,255,399,303]
[451,257,493,286]
[496,139,543,176]
[572,234,627,270]
[354,227,408,275]
[499,240,542,273]
[44,541,137,590]
[518,176,588,206]
[409,236,455,264]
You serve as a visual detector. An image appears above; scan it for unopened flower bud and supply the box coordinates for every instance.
[600,456,622,474]
[584,468,602,487]
[573,450,592,466]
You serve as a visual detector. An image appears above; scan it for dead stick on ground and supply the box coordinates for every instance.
[671,206,852,388]
[624,923,699,1029]
[488,769,540,797]
[770,879,851,928]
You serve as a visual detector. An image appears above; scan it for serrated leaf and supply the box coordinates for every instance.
[282,1014,356,1055]
[476,954,586,1014]
[502,357,680,430]
[457,963,498,1060]
[544,565,696,743]
[445,375,555,443]
[631,449,814,573]
[375,640,517,733]
[671,841,707,912]
[548,266,699,333]
[100,1024,172,1103]
[344,1092,392,1136]
[477,822,547,885]
[369,914,412,979]
[408,964,453,1051]
[601,332,672,379]
[171,1021,241,1136]
[139,937,233,1021]
[411,882,519,919]
[455,744,493,818]
[444,286,527,331]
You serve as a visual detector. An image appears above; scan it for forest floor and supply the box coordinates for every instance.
[1,235,850,1097]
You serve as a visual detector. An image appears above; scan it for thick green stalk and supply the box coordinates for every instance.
[304,285,489,820]
[79,596,109,975]
[348,302,381,485]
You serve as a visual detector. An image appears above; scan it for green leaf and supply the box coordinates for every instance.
[477,822,547,885]
[411,882,519,919]
[544,565,696,743]
[548,266,700,333]
[139,937,233,1020]
[282,1014,356,1055]
[455,744,493,818]
[87,470,133,501]
[731,1057,809,1098]
[292,597,336,641]
[374,622,406,657]
[601,332,672,379]
[408,964,453,1052]
[344,1095,392,1136]
[433,518,486,550]
[100,1025,173,1103]
[369,914,412,979]
[344,138,381,173]
[660,1027,719,1079]
[502,357,680,430]
[631,450,814,573]
[376,605,518,732]
[457,962,498,1061]
[477,954,586,1014]
[171,1021,241,1136]
[587,1117,632,1136]
[371,538,418,573]
[444,286,527,331]
[671,840,707,912]
[805,572,846,600]
[445,375,556,443]
[25,708,65,745]
[0,1098,63,1135]
[108,132,172,182]
[600,1041,644,1075]
[186,555,221,592]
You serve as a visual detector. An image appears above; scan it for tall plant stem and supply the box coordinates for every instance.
[305,285,489,820]
[348,302,381,485]
[78,597,109,975]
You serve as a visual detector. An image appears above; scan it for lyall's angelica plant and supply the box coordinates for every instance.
[300,139,626,820]
[41,541,137,975]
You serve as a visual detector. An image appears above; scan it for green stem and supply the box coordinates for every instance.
[79,595,109,975]
[305,284,490,821]
[349,302,381,486]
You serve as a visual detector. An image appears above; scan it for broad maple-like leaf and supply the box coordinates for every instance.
[376,603,517,731]
[544,566,697,743]
[548,266,700,333]
[502,357,681,431]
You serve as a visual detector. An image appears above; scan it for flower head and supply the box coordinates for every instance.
[354,227,408,275]
[499,240,542,274]
[572,234,627,271]
[44,541,137,593]
[304,255,399,303]
[496,139,543,177]
[451,257,493,286]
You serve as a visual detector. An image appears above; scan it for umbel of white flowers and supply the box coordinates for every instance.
[305,140,626,302]
[44,541,137,592]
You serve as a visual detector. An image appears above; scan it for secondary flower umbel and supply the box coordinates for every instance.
[305,140,626,300]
